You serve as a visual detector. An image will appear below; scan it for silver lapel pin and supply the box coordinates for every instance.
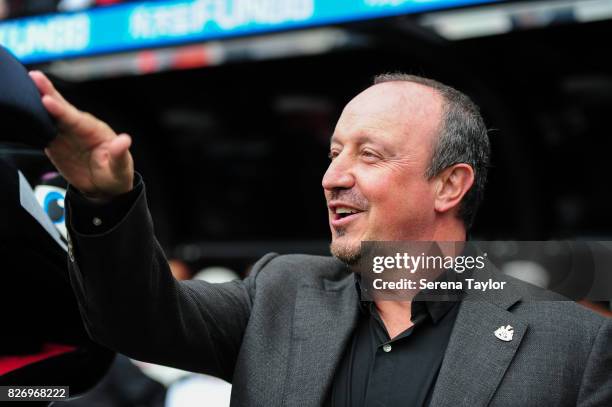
[494,325,514,342]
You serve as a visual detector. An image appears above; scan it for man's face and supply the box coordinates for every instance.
[323,82,444,263]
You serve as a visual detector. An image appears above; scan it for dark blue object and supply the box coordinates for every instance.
[0,46,56,148]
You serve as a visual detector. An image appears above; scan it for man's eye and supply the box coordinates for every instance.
[328,151,338,160]
[361,150,379,160]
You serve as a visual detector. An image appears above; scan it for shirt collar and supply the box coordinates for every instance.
[353,271,461,325]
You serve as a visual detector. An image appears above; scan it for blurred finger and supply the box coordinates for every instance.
[31,71,87,133]
[29,71,66,102]
[42,94,106,147]
[41,94,67,118]
[109,134,132,174]
[108,134,132,158]
[42,94,84,134]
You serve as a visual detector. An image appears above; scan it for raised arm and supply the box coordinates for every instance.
[30,71,263,381]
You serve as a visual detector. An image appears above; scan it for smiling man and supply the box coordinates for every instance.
[29,71,611,406]
[325,76,478,262]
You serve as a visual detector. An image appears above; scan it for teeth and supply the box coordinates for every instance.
[336,207,358,215]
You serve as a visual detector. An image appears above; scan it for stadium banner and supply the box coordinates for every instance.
[0,0,498,64]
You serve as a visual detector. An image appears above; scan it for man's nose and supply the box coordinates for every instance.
[322,155,355,191]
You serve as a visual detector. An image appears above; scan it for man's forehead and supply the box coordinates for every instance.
[333,81,443,143]
[347,81,441,117]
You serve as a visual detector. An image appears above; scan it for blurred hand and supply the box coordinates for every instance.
[29,71,134,200]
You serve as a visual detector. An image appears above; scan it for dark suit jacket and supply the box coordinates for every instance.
[65,185,612,406]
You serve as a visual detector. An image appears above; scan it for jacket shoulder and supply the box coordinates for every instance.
[508,276,606,335]
[251,253,349,286]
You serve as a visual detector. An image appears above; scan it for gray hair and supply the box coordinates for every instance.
[373,73,490,229]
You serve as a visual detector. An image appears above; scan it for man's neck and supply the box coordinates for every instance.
[374,300,413,339]
[430,220,467,242]
[368,220,466,339]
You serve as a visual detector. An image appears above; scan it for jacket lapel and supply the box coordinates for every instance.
[283,272,359,406]
[429,270,528,406]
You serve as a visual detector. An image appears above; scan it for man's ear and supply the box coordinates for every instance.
[433,163,474,214]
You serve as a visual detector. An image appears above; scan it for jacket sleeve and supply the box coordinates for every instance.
[577,317,612,406]
[65,177,278,382]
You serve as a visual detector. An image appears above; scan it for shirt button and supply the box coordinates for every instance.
[92,217,102,226]
[382,344,392,353]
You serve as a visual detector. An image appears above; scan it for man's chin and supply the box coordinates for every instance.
[329,239,362,265]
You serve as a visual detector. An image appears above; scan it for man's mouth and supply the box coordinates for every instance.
[329,205,365,227]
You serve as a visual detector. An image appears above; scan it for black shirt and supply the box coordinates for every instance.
[329,279,460,407]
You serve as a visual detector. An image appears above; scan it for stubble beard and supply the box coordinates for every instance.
[326,188,370,265]
[330,228,362,265]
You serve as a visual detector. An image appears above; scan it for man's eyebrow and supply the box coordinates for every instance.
[330,134,391,152]
[330,134,374,145]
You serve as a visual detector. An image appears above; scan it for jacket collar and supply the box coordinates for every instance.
[429,266,528,406]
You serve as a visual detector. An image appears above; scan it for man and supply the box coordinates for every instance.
[29,71,611,406]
